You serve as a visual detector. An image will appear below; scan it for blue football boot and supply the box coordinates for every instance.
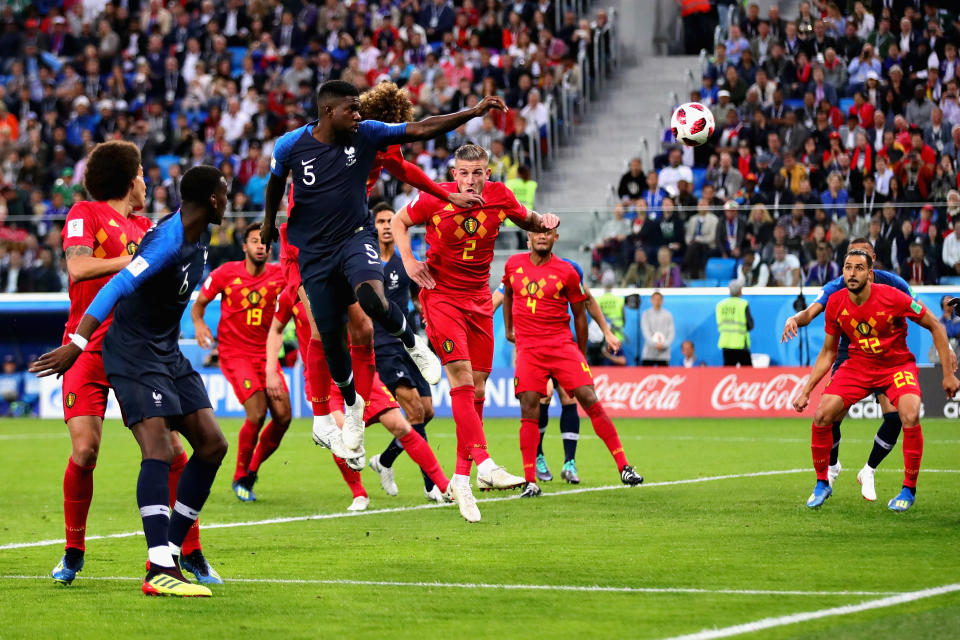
[806,480,833,508]
[888,487,916,512]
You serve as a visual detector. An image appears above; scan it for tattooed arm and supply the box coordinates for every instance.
[64,245,134,282]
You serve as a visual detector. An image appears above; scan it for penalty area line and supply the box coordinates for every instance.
[659,583,960,640]
[0,574,897,597]
[0,469,809,552]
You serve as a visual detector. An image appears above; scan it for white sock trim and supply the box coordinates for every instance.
[139,505,170,518]
[173,501,199,520]
[148,545,175,569]
[168,542,181,557]
[452,473,471,486]
[477,458,496,475]
[335,372,354,388]
[560,432,580,440]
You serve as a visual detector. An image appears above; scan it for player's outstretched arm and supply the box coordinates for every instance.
[781,302,824,343]
[571,300,589,354]
[793,331,838,412]
[382,151,483,208]
[261,173,286,250]
[502,285,515,343]
[65,245,133,282]
[584,284,621,352]
[516,209,560,233]
[264,317,288,403]
[916,310,960,397]
[400,95,508,143]
[392,206,435,289]
[491,286,504,313]
[190,292,215,349]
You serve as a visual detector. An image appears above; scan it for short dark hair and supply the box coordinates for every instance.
[849,236,871,246]
[180,165,223,205]
[372,202,394,215]
[846,248,873,268]
[83,141,141,201]
[317,80,359,110]
[243,222,262,242]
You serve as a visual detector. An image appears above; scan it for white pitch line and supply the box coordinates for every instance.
[0,469,810,552]
[659,583,960,640]
[2,468,958,552]
[0,574,896,597]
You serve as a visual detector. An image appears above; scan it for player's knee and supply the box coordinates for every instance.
[384,411,410,438]
[899,407,920,427]
[574,386,598,407]
[71,442,100,466]
[347,312,374,346]
[519,393,541,415]
[356,282,387,319]
[200,430,229,463]
[421,401,435,424]
[812,408,833,427]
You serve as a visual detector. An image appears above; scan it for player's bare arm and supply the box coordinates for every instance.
[502,285,514,343]
[264,317,288,403]
[391,206,435,289]
[491,287,504,312]
[915,309,960,398]
[260,172,287,250]
[190,292,215,349]
[584,285,621,352]
[781,302,824,343]
[30,313,102,377]
[516,209,561,233]
[64,245,133,282]
[571,299,589,354]
[399,95,507,143]
[793,331,839,412]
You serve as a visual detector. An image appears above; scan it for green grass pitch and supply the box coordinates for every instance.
[1,416,958,639]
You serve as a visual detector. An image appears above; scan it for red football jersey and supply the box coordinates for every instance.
[200,261,284,358]
[366,145,403,194]
[406,180,528,293]
[278,222,300,288]
[274,281,311,350]
[503,253,587,350]
[61,201,152,350]
[824,283,926,366]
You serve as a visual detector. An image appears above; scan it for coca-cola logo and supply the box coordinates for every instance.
[710,373,809,411]
[593,373,685,411]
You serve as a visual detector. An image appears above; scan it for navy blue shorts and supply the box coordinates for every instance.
[300,227,384,333]
[104,346,211,429]
[375,342,432,397]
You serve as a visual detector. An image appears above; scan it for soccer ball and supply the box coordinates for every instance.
[670,102,715,146]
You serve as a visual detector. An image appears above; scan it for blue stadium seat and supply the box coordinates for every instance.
[155,155,181,180]
[938,276,960,286]
[685,278,716,287]
[692,167,707,197]
[705,257,736,284]
[838,97,854,114]
[784,99,804,111]
[228,46,248,73]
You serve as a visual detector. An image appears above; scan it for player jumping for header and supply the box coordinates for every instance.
[793,249,959,511]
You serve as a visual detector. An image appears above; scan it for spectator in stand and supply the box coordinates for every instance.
[942,211,960,276]
[836,204,869,239]
[717,201,746,259]
[640,171,668,219]
[820,171,849,219]
[906,83,936,130]
[618,157,645,207]
[0,249,28,293]
[924,108,952,156]
[683,197,719,278]
[896,150,934,204]
[621,247,656,288]
[654,246,684,289]
[658,198,686,257]
[769,242,801,287]
[805,241,840,286]
[778,203,812,250]
[658,147,693,196]
[725,24,750,65]
[736,246,770,287]
[745,203,774,248]
[244,157,271,209]
[591,202,631,268]
[707,151,743,200]
[902,237,937,285]
[640,291,675,366]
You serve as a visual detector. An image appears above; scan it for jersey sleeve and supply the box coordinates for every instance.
[891,288,927,323]
[381,146,452,202]
[62,203,97,250]
[499,182,530,224]
[200,265,226,300]
[270,129,299,178]
[562,257,585,283]
[564,264,587,305]
[84,220,183,322]
[359,120,408,148]
[405,190,441,224]
[823,295,840,336]
[814,276,844,307]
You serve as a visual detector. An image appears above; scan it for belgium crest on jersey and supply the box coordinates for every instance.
[65,392,76,408]
[442,339,455,354]
[243,379,252,390]
[247,290,262,305]
[526,281,539,295]
[856,321,871,336]
[462,217,479,235]
[126,241,139,255]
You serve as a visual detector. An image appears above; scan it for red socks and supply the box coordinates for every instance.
[811,422,832,482]
[333,454,367,498]
[63,458,95,551]
[249,421,288,473]
[307,338,332,415]
[234,419,261,482]
[350,344,376,401]
[902,425,924,489]
[450,385,489,470]
[168,451,201,554]
[474,396,485,422]
[519,418,540,483]
[584,402,628,469]
[399,429,449,493]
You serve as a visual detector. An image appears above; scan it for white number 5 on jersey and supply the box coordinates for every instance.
[302,161,316,186]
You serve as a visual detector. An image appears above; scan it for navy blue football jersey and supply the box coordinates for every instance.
[86,211,210,363]
[375,250,417,348]
[270,119,407,277]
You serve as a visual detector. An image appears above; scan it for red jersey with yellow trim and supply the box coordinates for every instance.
[406,181,528,294]
[824,283,926,367]
[61,201,152,350]
[200,260,284,358]
[503,253,587,350]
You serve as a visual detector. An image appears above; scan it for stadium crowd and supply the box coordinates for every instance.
[0,0,609,293]
[597,1,960,288]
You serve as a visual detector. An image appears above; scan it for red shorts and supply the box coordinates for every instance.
[420,289,494,372]
[221,353,287,404]
[514,342,595,397]
[327,372,399,425]
[825,359,921,408]
[61,350,110,422]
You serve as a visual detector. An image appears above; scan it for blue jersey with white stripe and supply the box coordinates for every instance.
[270,120,407,272]
[86,211,209,362]
[815,269,915,359]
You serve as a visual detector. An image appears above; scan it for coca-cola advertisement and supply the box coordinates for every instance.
[590,367,830,418]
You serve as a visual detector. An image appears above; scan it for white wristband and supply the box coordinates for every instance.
[69,333,88,351]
